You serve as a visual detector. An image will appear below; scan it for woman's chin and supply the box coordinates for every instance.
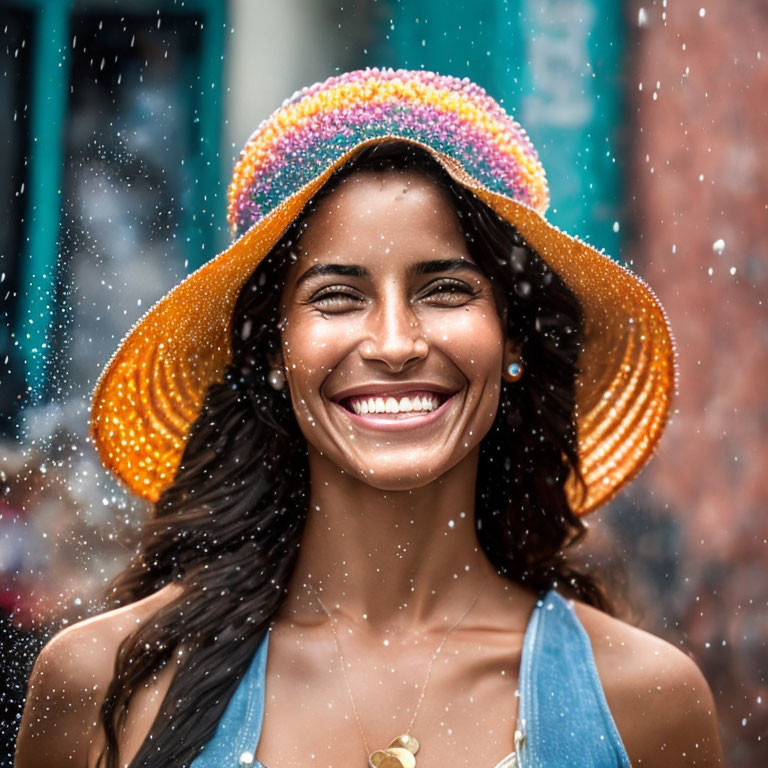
[352,469,446,492]
[332,447,473,491]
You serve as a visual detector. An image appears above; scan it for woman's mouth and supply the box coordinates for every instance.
[332,389,458,431]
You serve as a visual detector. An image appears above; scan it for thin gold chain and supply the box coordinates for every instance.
[307,576,488,757]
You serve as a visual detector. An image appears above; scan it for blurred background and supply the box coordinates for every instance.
[0,0,765,765]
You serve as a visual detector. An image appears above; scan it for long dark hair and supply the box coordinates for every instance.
[97,140,610,768]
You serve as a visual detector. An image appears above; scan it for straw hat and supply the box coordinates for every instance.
[89,67,676,516]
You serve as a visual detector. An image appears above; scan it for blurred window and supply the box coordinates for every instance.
[0,1,225,436]
[51,10,202,404]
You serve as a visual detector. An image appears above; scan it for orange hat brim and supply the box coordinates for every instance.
[89,138,677,515]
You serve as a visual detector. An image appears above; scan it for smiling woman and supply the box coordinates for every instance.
[15,69,724,768]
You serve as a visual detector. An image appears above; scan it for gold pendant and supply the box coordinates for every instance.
[368,734,420,767]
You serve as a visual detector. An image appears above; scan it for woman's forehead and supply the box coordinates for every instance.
[293,170,468,259]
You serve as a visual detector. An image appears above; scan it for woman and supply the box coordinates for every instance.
[16,69,724,768]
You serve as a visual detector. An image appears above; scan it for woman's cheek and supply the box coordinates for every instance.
[423,307,503,370]
[283,314,354,382]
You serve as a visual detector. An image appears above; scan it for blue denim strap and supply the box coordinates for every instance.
[189,630,270,767]
[517,591,632,767]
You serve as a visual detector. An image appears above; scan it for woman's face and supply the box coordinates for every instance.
[275,168,514,489]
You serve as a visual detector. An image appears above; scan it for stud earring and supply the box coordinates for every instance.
[503,361,523,382]
[267,367,286,390]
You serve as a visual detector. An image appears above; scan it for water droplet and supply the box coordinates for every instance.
[712,238,726,255]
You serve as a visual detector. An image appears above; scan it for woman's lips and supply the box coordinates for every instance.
[331,392,459,432]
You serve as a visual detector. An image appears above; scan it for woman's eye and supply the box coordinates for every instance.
[310,289,364,310]
[422,280,476,304]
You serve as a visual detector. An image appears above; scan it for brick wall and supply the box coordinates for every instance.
[603,1,768,763]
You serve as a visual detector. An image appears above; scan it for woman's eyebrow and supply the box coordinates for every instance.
[295,259,483,287]
[410,259,484,278]
[295,264,367,287]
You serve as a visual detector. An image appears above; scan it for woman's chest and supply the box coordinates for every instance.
[252,630,525,768]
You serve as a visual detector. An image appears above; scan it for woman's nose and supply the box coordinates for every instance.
[359,294,429,372]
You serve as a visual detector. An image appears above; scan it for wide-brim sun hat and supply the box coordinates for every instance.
[88,67,676,516]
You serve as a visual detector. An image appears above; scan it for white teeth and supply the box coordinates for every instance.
[348,393,443,415]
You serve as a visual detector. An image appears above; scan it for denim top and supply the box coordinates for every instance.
[190,590,632,767]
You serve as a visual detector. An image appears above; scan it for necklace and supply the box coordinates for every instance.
[307,577,488,768]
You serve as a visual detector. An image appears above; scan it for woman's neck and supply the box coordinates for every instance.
[278,445,504,634]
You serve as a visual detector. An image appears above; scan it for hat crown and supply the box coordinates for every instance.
[227,67,549,239]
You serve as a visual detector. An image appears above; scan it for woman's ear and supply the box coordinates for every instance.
[502,338,523,363]
[266,350,284,371]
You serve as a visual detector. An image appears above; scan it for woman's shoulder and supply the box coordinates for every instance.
[32,582,183,672]
[570,597,725,768]
[14,583,183,768]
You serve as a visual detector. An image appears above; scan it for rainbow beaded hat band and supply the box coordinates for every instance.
[89,67,676,516]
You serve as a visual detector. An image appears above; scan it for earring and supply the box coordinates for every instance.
[503,361,523,383]
[267,368,286,390]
